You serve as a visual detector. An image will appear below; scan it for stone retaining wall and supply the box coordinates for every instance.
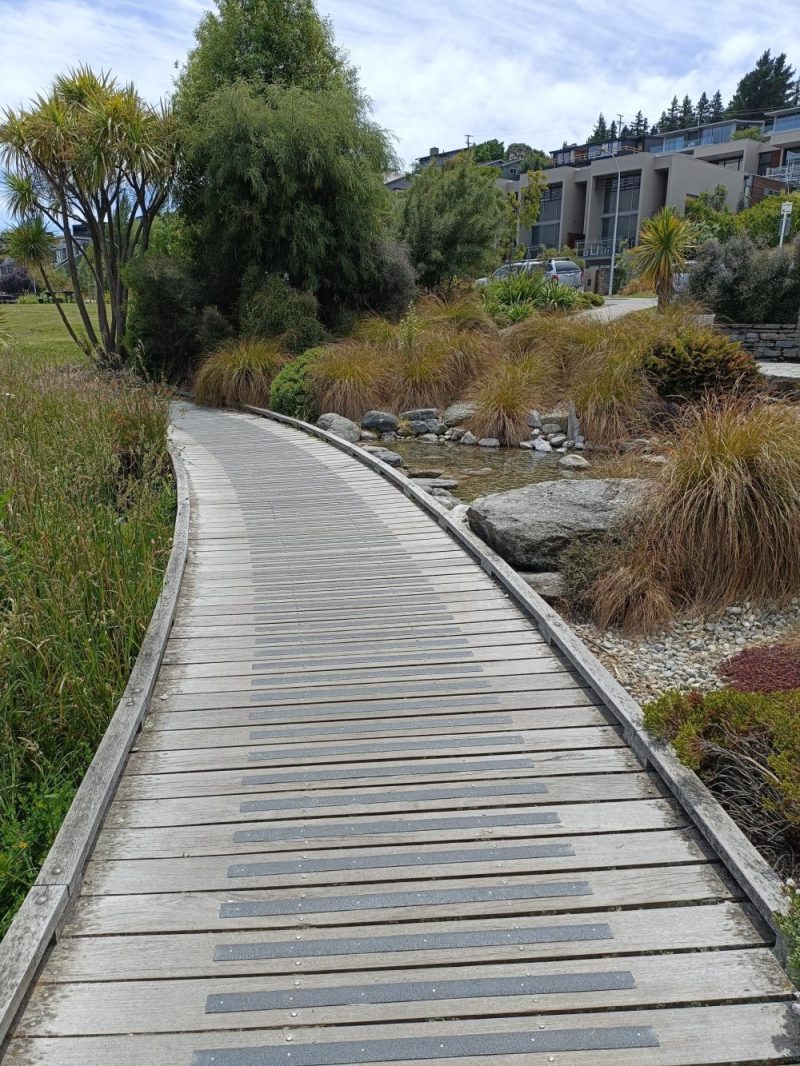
[718,321,800,361]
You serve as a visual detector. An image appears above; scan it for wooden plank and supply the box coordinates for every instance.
[64,864,734,936]
[39,903,769,982]
[90,799,685,860]
[104,772,659,828]
[15,950,791,1038]
[81,828,715,895]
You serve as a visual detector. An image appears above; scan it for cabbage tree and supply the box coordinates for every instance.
[1,68,177,365]
[632,207,695,310]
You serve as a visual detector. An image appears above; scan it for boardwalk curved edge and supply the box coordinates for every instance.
[0,438,191,1046]
[247,406,789,941]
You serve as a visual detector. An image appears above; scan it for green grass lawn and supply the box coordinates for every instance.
[2,302,102,366]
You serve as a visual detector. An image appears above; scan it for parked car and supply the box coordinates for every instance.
[477,258,583,288]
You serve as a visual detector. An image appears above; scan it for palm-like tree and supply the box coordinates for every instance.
[632,206,695,310]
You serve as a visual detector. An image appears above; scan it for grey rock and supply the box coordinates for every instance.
[417,432,439,443]
[427,487,461,509]
[532,437,552,453]
[362,445,404,468]
[478,437,500,447]
[426,418,446,435]
[549,433,567,447]
[567,400,581,444]
[360,430,378,441]
[412,477,459,490]
[520,571,567,601]
[559,454,591,470]
[316,413,360,443]
[467,478,648,570]
[401,407,438,422]
[459,431,478,445]
[519,440,534,449]
[410,420,432,436]
[542,421,563,435]
[443,401,478,426]
[643,454,668,465]
[381,431,397,441]
[362,410,398,433]
[527,410,543,429]
[450,426,467,442]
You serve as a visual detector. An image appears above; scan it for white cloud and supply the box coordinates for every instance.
[2,0,800,197]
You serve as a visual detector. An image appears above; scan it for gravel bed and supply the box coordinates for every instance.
[570,602,800,704]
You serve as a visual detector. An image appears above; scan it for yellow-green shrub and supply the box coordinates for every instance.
[194,338,288,408]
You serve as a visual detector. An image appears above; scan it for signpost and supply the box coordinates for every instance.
[779,200,793,247]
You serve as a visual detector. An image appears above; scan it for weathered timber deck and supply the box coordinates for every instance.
[3,403,799,1065]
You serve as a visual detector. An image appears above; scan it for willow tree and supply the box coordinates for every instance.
[0,68,177,365]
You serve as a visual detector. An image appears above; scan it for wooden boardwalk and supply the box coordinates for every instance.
[3,404,799,1064]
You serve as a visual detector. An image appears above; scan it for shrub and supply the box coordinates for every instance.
[560,534,624,609]
[689,235,800,324]
[194,338,288,408]
[644,687,800,878]
[482,272,586,325]
[644,327,760,401]
[239,274,328,354]
[587,399,800,631]
[268,348,323,420]
[0,266,32,295]
[124,252,201,382]
[466,355,555,445]
[197,306,233,353]
[360,239,417,318]
[310,341,385,420]
[721,643,800,693]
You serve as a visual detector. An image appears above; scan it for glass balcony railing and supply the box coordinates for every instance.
[766,162,800,187]
[574,238,629,259]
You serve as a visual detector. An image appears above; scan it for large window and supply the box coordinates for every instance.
[774,112,800,133]
[529,185,562,249]
[599,174,640,245]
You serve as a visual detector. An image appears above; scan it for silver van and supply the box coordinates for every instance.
[478,258,583,288]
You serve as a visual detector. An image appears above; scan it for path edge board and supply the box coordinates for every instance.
[248,405,789,944]
[0,436,191,1046]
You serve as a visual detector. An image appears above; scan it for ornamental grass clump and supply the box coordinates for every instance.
[588,399,800,632]
[466,354,557,446]
[194,337,288,408]
[310,341,385,420]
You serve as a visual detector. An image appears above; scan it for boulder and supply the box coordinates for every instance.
[316,413,360,442]
[478,437,500,448]
[567,400,581,444]
[417,432,439,443]
[527,410,543,429]
[549,434,567,447]
[362,410,398,433]
[559,454,591,470]
[467,478,648,570]
[532,438,552,453]
[443,401,478,426]
[426,418,446,435]
[359,430,378,441]
[459,431,478,446]
[520,571,567,601]
[401,407,438,422]
[542,422,562,435]
[362,445,404,468]
[410,420,431,436]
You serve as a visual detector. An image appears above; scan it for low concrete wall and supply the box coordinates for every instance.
[719,321,800,361]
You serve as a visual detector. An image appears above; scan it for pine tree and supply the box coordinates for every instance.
[631,110,646,136]
[680,94,695,127]
[666,95,680,131]
[710,90,724,121]
[727,50,797,116]
[608,119,618,140]
[587,112,609,145]
[695,91,710,125]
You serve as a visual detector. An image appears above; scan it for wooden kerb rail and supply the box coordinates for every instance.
[0,401,796,1065]
[247,406,789,938]
[0,440,191,1045]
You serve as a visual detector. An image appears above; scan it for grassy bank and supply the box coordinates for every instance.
[0,348,174,933]
[2,302,103,367]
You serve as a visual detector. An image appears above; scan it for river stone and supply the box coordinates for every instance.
[412,477,459,490]
[549,433,567,447]
[520,571,567,601]
[559,454,591,470]
[459,431,478,445]
[443,401,478,426]
[467,478,648,570]
[478,437,500,447]
[362,410,398,433]
[532,437,552,453]
[527,410,543,429]
[427,487,461,509]
[426,418,446,435]
[362,445,404,468]
[317,413,360,442]
[567,400,581,443]
[418,432,439,443]
[402,407,438,422]
[542,422,562,435]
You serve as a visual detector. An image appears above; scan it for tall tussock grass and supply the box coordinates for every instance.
[0,356,174,931]
[467,354,557,445]
[194,337,288,408]
[589,399,800,632]
[310,341,386,420]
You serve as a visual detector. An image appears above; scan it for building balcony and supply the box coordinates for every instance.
[766,162,800,188]
[574,238,629,259]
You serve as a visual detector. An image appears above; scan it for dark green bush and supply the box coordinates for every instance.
[239,273,328,353]
[688,235,800,323]
[268,348,323,419]
[644,327,760,401]
[197,306,233,353]
[360,239,417,318]
[125,252,200,381]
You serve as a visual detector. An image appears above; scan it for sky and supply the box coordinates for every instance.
[2,0,800,207]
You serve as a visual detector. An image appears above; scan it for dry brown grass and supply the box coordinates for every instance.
[588,398,800,632]
[466,353,557,446]
[193,338,288,408]
[310,341,386,420]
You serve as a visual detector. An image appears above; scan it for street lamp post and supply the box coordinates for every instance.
[608,151,622,296]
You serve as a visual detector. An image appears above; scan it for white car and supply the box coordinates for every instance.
[477,258,583,288]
